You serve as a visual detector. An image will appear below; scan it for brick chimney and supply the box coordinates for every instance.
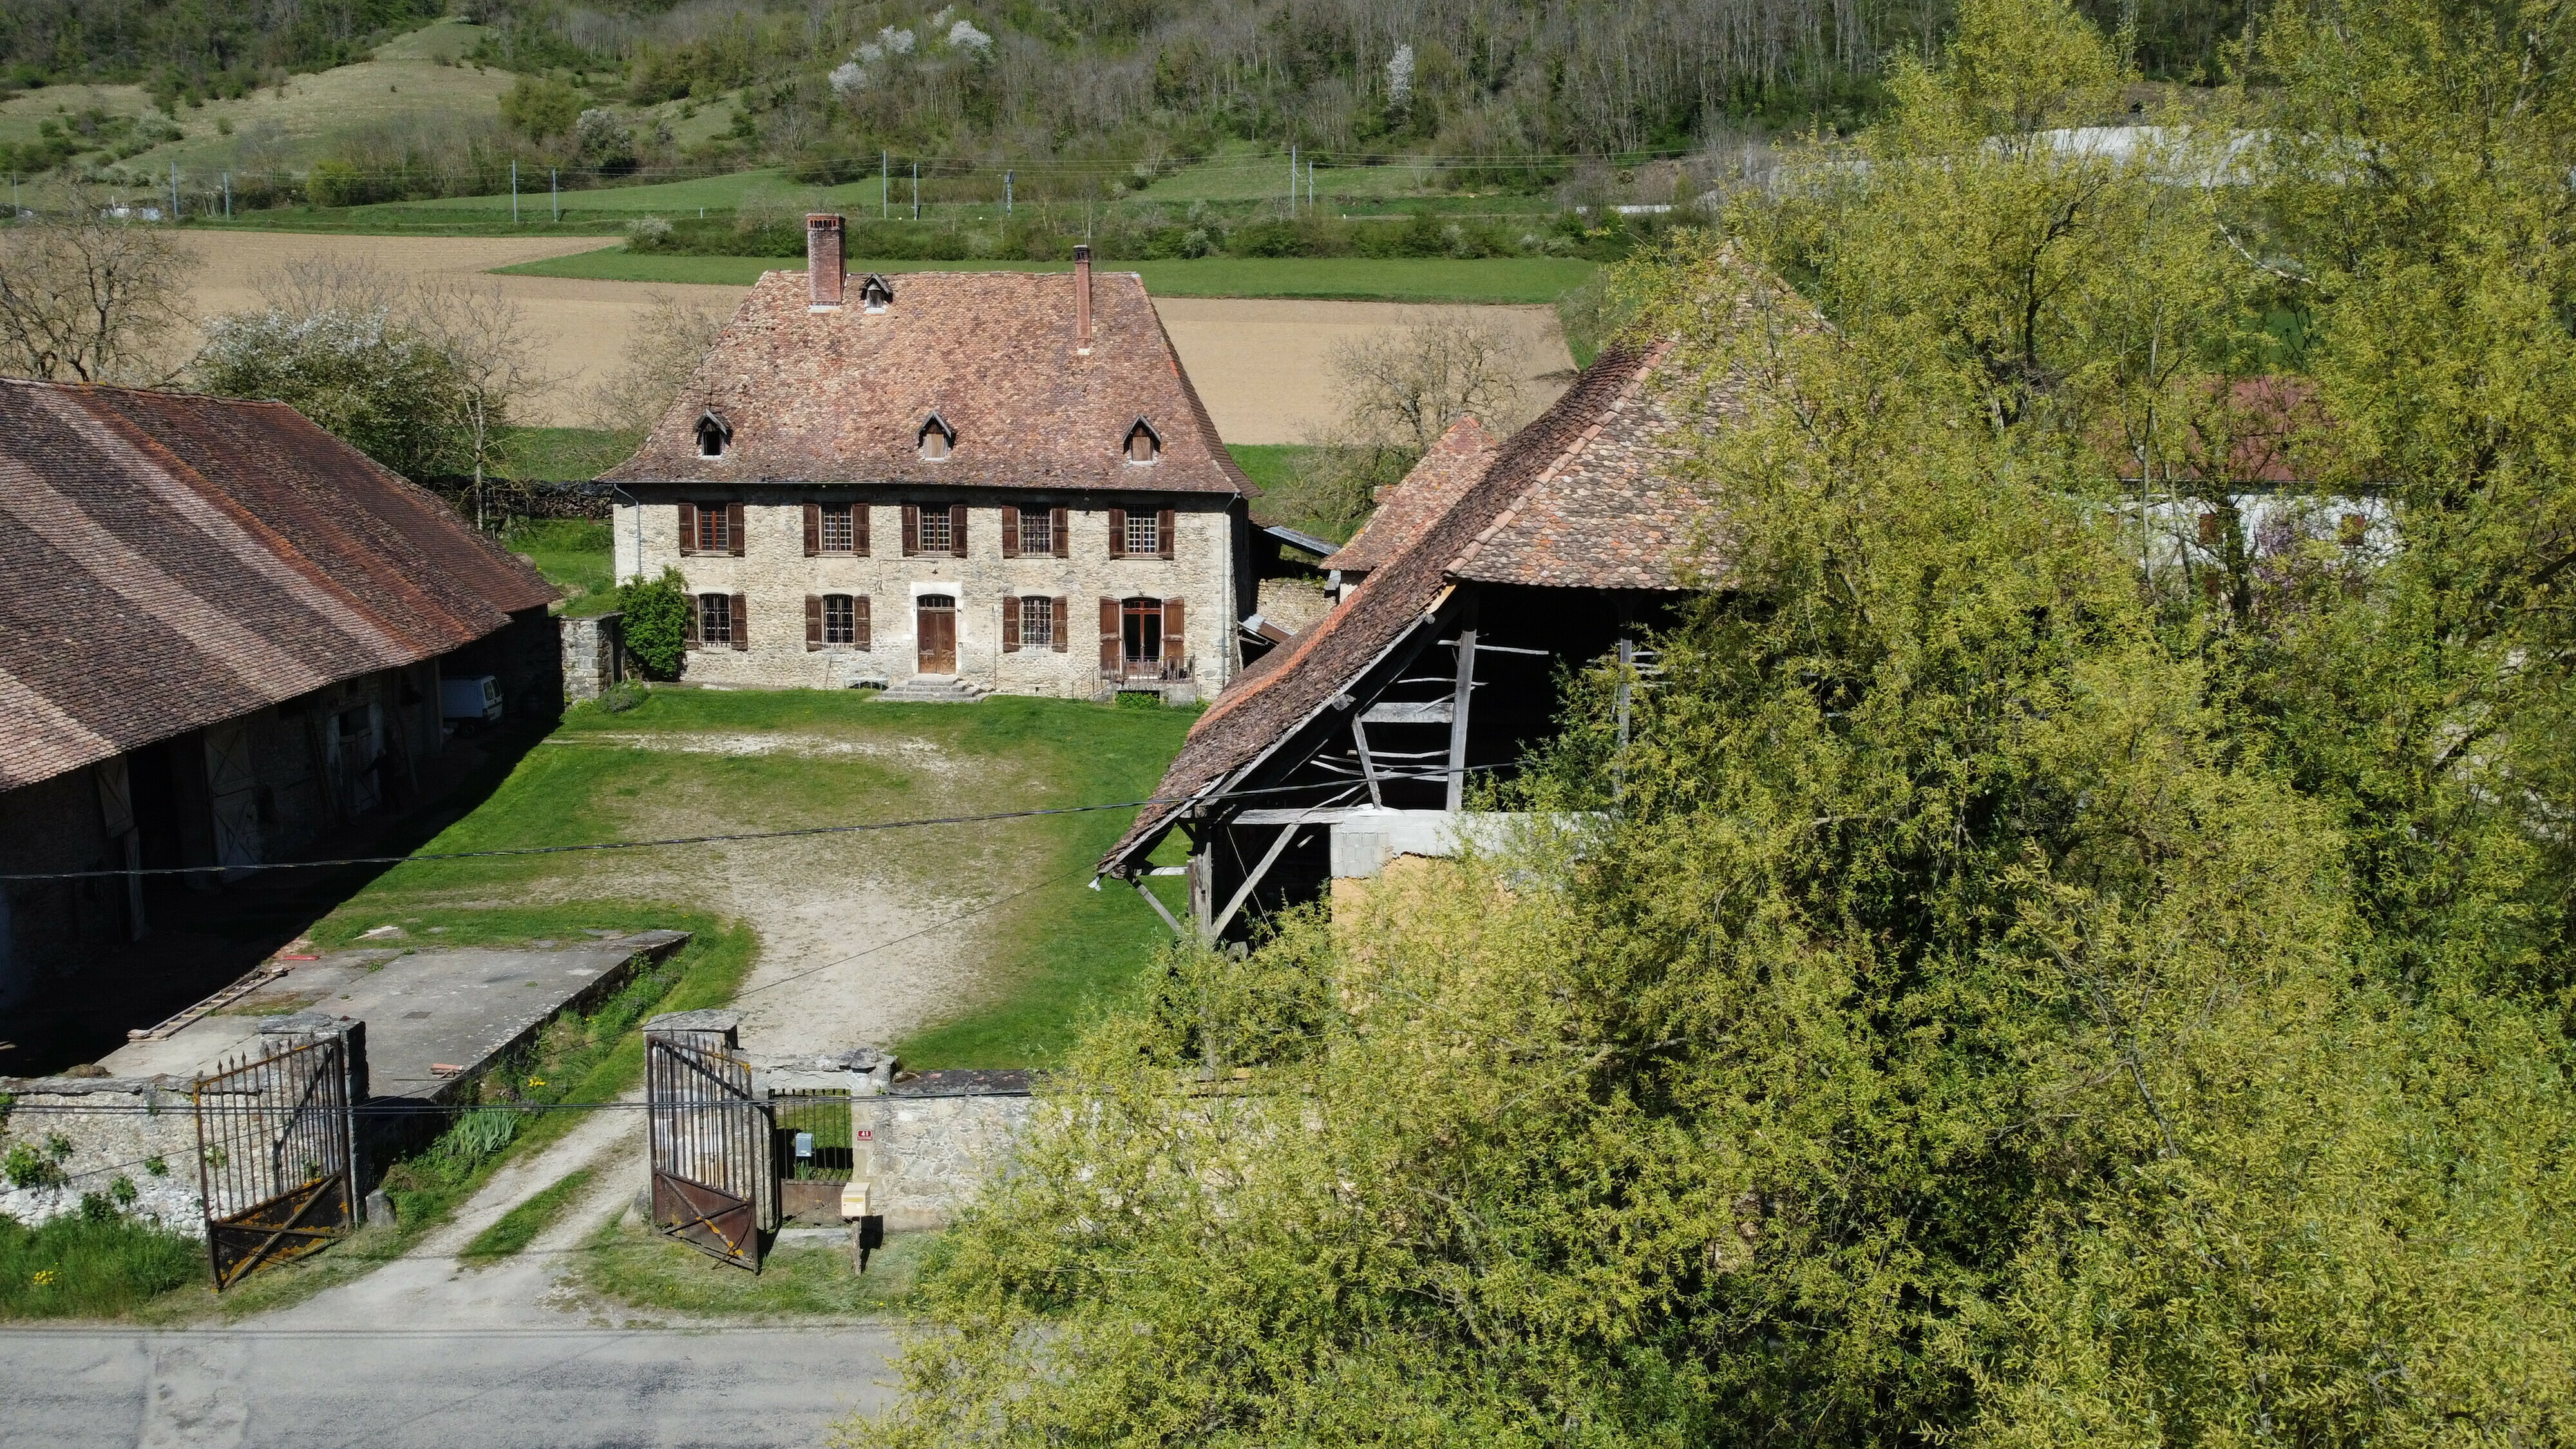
[1073,243,1092,354]
[808,214,845,310]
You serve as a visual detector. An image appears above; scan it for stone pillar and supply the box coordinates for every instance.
[560,611,625,705]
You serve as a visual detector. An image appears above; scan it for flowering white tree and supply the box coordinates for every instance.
[1386,44,1416,110]
[878,24,916,55]
[947,19,992,52]
[830,61,867,100]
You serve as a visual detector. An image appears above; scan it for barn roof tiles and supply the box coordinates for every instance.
[604,269,1253,497]
[1320,415,1497,578]
[0,379,556,792]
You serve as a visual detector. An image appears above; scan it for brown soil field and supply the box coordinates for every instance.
[175,232,1575,437]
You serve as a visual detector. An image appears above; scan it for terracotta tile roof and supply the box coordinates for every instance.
[1320,415,1497,576]
[0,379,557,792]
[1101,342,1674,875]
[603,269,1252,497]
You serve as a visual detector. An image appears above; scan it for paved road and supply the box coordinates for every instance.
[0,1323,901,1448]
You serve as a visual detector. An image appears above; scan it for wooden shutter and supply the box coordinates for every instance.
[949,503,969,558]
[855,596,871,650]
[902,504,919,556]
[1001,595,1021,652]
[1106,508,1127,558]
[1050,507,1070,558]
[806,595,823,650]
[1162,597,1184,664]
[684,594,701,646]
[803,502,820,556]
[1051,596,1070,652]
[1099,598,1120,674]
[726,502,746,556]
[730,592,750,650]
[1001,506,1021,558]
[677,502,698,556]
[1156,508,1176,560]
[853,503,871,556]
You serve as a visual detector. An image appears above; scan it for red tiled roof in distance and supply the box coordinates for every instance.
[1321,414,1497,577]
[604,269,1253,497]
[0,379,556,792]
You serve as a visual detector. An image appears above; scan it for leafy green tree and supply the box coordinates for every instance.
[498,76,582,140]
[617,569,690,681]
[196,305,469,479]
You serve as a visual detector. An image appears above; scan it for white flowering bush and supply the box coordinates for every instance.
[830,61,867,99]
[947,19,991,52]
[1386,43,1414,109]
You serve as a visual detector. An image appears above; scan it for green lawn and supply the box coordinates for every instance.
[574,1213,933,1318]
[1226,444,1322,497]
[502,426,637,481]
[497,249,1598,304]
[341,166,891,227]
[501,518,614,614]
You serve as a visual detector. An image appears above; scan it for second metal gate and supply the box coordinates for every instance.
[193,1033,355,1289]
[646,1029,774,1271]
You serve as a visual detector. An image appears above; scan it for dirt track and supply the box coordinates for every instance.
[175,232,1574,438]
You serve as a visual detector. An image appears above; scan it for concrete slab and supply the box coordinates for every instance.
[98,931,689,1098]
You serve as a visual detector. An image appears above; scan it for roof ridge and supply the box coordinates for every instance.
[1446,342,1667,577]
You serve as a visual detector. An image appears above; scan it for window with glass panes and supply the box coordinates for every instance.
[697,592,732,645]
[819,504,855,553]
[915,506,952,553]
[823,594,857,645]
[1123,511,1159,555]
[1017,507,1053,554]
[1018,595,1054,648]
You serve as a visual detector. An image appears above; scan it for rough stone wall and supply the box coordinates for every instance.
[0,1077,204,1231]
[560,612,625,705]
[1258,576,1334,634]
[614,488,1240,699]
[855,1090,1036,1231]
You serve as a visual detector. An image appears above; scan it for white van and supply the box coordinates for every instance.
[440,674,503,723]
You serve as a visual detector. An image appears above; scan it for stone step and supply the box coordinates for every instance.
[873,674,990,703]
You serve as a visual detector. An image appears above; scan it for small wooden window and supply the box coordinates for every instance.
[859,274,895,312]
[915,505,952,553]
[1019,594,1055,649]
[1123,511,1160,556]
[1124,419,1160,464]
[920,414,955,461]
[822,594,857,646]
[819,504,855,553]
[696,412,730,459]
[694,504,731,554]
[1017,507,1054,556]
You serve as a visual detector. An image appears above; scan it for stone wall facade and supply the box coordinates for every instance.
[853,1088,1036,1231]
[614,486,1247,700]
[0,1077,204,1231]
[560,612,626,705]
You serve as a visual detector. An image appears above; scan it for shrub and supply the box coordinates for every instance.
[3,1143,64,1190]
[598,680,648,714]
[499,75,582,139]
[618,567,691,680]
[305,158,365,207]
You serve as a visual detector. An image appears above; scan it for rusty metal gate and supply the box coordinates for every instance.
[193,1034,355,1289]
[646,1031,774,1271]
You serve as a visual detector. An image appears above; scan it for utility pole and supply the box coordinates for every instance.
[169,162,179,222]
[1005,169,1012,217]
[511,160,519,225]
[222,172,231,218]
[551,167,559,222]
[911,160,920,220]
[1288,143,1296,213]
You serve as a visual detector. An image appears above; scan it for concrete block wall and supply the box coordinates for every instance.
[614,488,1239,699]
[0,1077,204,1231]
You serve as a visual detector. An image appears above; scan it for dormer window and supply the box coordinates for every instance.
[918,413,955,462]
[1124,419,1161,465]
[858,274,895,312]
[695,411,732,460]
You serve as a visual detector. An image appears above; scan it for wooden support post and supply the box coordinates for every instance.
[1188,847,1213,940]
[1350,714,1384,808]
[1444,627,1477,811]
[1133,878,1186,938]
[1208,823,1302,943]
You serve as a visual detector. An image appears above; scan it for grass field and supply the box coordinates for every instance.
[0,1213,203,1320]
[498,248,1598,303]
[1226,444,1323,497]
[502,518,617,614]
[339,166,887,229]
[574,1213,932,1318]
[501,425,638,482]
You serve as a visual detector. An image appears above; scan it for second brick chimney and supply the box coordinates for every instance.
[1073,243,1092,354]
[808,214,845,310]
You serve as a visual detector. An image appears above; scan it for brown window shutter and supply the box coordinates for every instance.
[902,504,918,556]
[1001,506,1020,558]
[1157,509,1176,560]
[1099,598,1120,674]
[1162,596,1184,663]
[950,503,969,558]
[806,595,822,650]
[1051,596,1069,652]
[1106,508,1126,559]
[726,502,746,556]
[1001,595,1020,652]
[855,503,871,556]
[731,592,750,650]
[1050,507,1069,558]
[677,502,698,556]
[685,594,702,646]
[855,595,871,650]
[803,502,820,557]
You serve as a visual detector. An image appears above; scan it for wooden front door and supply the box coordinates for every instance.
[916,594,957,675]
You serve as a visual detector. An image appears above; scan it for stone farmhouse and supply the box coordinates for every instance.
[602,218,1257,701]
[0,378,559,1009]
[1098,334,1720,941]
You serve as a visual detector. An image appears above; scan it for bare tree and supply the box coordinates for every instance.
[415,278,558,528]
[587,290,728,435]
[0,193,194,386]
[1328,314,1526,453]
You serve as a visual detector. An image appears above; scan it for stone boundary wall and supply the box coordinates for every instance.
[560,612,627,705]
[0,1077,203,1231]
[855,1083,1037,1232]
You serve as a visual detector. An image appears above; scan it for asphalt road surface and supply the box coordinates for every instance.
[0,1323,901,1448]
